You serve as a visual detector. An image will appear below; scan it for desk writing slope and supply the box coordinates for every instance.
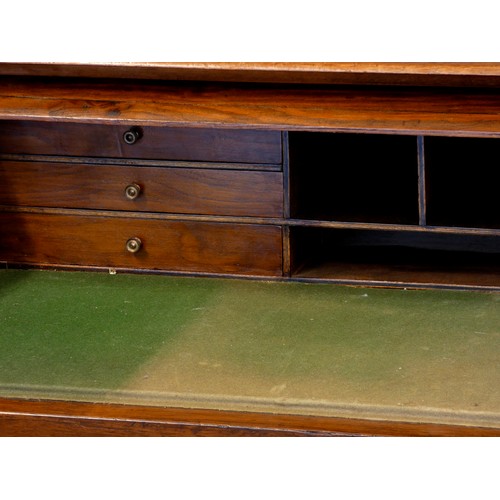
[0,270,499,430]
[0,63,499,435]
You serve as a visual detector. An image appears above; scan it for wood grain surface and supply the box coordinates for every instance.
[0,160,283,217]
[0,212,283,276]
[293,261,500,291]
[3,78,500,136]
[0,120,282,164]
[0,398,498,436]
[2,62,500,86]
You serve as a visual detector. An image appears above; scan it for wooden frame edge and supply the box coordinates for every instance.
[1,398,499,437]
[2,63,500,87]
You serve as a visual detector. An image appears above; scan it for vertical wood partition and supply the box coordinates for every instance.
[282,131,291,276]
[417,136,427,226]
[282,131,291,220]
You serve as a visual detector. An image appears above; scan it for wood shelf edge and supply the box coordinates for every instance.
[3,63,500,87]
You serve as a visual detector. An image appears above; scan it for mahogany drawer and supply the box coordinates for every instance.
[0,121,282,165]
[0,161,283,217]
[0,213,283,276]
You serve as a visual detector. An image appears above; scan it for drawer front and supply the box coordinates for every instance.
[0,213,283,276]
[0,161,283,217]
[0,121,282,164]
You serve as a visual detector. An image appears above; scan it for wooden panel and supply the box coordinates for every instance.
[0,213,283,276]
[0,120,282,164]
[0,161,283,217]
[3,63,500,87]
[3,79,500,137]
[0,398,498,437]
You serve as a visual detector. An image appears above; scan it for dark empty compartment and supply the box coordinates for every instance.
[290,227,500,289]
[425,137,500,229]
[289,132,419,224]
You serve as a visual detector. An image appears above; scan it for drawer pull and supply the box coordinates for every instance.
[123,127,142,145]
[124,183,141,200]
[125,237,142,253]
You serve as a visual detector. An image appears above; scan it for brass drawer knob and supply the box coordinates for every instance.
[123,127,142,145]
[125,183,141,200]
[125,237,142,253]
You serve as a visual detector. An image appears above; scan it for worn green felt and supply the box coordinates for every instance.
[1,269,499,426]
[0,270,217,388]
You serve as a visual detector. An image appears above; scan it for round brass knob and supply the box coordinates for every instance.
[123,127,142,145]
[125,237,142,253]
[125,183,141,200]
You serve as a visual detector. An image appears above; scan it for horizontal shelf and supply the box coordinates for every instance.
[293,261,500,291]
[286,219,500,236]
[2,206,499,237]
[289,227,500,290]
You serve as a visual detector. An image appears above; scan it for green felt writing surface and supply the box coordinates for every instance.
[1,269,499,427]
[0,270,217,387]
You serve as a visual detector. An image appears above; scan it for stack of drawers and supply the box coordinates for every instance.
[0,121,284,277]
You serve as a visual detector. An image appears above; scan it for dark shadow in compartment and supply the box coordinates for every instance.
[289,132,419,224]
[425,137,500,229]
[290,227,500,288]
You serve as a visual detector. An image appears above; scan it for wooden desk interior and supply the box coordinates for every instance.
[0,63,499,436]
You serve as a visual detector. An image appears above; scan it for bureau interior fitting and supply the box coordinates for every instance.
[0,120,498,291]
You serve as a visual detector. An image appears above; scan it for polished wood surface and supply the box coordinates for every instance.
[2,78,500,136]
[0,120,282,164]
[0,160,283,217]
[293,260,500,291]
[2,62,500,87]
[0,213,283,276]
[0,398,498,436]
